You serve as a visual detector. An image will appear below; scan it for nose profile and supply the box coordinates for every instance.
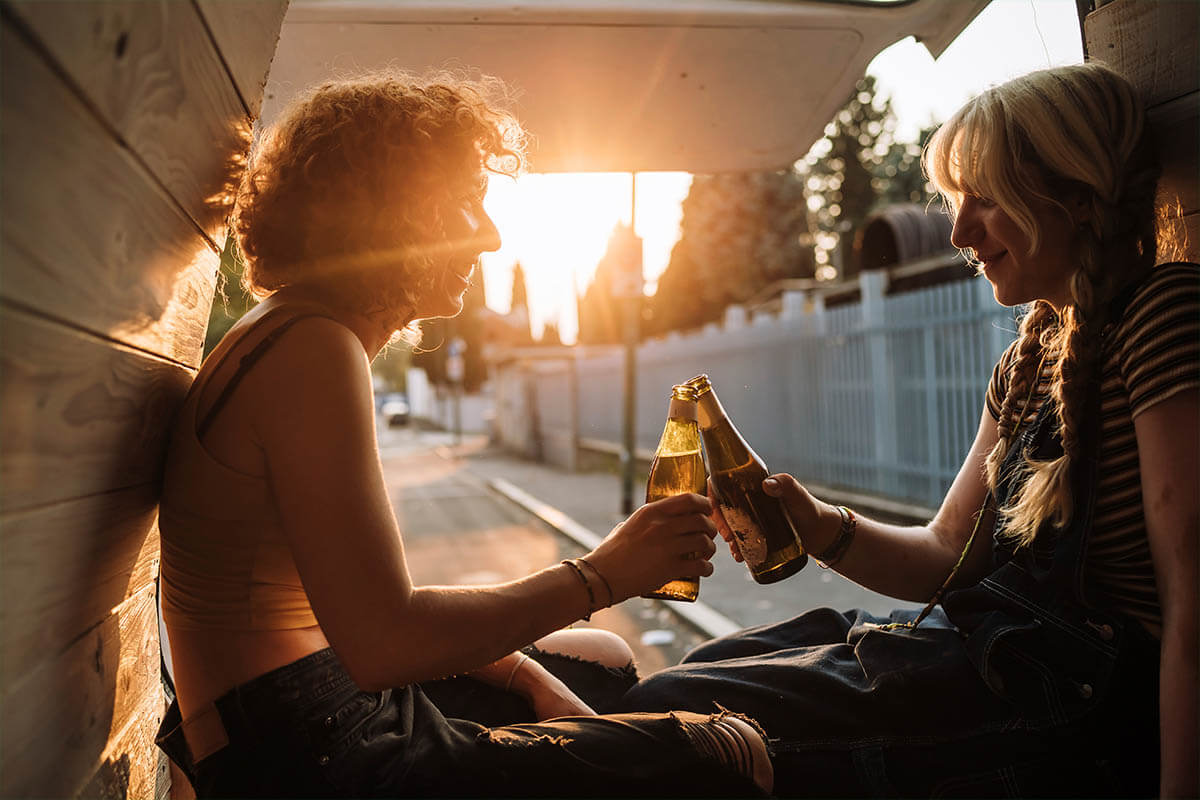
[949,196,980,251]
[476,207,501,253]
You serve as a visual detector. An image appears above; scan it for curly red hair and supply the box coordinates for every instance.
[232,71,524,327]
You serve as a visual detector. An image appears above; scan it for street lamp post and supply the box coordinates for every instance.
[447,335,466,445]
[618,174,643,515]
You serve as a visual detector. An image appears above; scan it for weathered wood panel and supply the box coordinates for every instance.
[1177,211,1199,264]
[0,0,288,795]
[0,308,193,512]
[1150,91,1199,216]
[78,702,173,800]
[0,586,162,799]
[1085,0,1199,107]
[195,0,290,118]
[0,22,220,366]
[0,485,160,681]
[8,0,250,243]
[1085,0,1199,258]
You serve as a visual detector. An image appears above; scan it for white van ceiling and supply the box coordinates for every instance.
[263,0,989,173]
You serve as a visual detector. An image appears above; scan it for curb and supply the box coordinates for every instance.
[488,478,743,640]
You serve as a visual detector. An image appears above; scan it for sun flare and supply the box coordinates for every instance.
[481,172,690,344]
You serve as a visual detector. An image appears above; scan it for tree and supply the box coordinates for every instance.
[875,123,938,209]
[643,171,815,336]
[799,75,935,278]
[509,261,528,313]
[204,235,256,357]
[576,224,633,345]
[507,261,534,345]
[538,322,562,347]
[409,267,491,391]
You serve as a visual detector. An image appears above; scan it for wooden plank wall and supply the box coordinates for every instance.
[0,1,288,797]
[1086,0,1200,262]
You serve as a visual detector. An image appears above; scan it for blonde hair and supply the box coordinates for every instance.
[924,62,1160,546]
[232,71,524,336]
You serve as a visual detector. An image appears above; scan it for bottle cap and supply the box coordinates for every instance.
[670,383,697,401]
[683,374,712,396]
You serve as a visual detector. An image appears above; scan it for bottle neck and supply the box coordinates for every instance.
[656,413,701,457]
[695,391,726,431]
[668,396,698,422]
[694,389,759,469]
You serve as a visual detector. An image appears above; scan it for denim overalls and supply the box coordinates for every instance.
[623,396,1161,797]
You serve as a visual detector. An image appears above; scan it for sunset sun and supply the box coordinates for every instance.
[481,172,691,344]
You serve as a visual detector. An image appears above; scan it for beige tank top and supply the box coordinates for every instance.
[160,310,336,631]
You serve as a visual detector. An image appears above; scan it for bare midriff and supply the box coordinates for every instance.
[168,624,332,721]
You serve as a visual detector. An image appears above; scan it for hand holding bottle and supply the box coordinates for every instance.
[760,473,842,560]
[643,384,708,601]
[585,493,718,605]
[708,477,743,563]
[686,374,808,583]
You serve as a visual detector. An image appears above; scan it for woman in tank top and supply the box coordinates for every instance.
[155,73,772,797]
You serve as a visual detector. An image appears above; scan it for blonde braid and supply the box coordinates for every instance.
[997,146,1159,547]
[985,303,1057,491]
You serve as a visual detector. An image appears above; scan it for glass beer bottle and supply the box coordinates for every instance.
[685,374,807,583]
[642,384,706,602]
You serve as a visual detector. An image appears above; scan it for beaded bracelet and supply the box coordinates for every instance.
[815,505,856,569]
[575,556,614,607]
[561,559,598,621]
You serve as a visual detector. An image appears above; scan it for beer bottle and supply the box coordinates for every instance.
[642,383,706,602]
[685,374,807,583]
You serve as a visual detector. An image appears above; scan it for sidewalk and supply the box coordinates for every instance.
[445,435,923,643]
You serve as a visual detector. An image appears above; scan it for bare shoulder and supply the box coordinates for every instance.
[242,315,374,434]
[256,315,368,380]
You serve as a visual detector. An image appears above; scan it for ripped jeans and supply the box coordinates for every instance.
[156,647,766,798]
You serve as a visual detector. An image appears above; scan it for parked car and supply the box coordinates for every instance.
[380,393,411,427]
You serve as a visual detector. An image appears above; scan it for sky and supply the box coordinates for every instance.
[480,0,1085,344]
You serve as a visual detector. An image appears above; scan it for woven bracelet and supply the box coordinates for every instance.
[561,559,597,621]
[576,556,614,608]
[815,506,856,569]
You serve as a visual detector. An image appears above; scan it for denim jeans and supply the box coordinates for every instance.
[620,398,1160,797]
[156,646,766,798]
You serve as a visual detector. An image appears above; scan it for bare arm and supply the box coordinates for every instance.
[250,319,717,691]
[1133,389,1199,798]
[734,405,999,602]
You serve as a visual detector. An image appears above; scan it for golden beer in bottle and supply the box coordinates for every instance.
[685,374,807,583]
[642,384,706,602]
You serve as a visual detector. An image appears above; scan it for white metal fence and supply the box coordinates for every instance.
[492,272,1019,509]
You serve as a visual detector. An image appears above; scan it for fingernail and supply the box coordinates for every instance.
[763,478,778,492]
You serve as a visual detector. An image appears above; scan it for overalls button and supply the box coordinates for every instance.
[325,715,335,727]
[318,755,330,766]
[1084,620,1114,641]
[1078,683,1094,699]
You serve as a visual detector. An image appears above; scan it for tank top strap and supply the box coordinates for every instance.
[195,311,339,440]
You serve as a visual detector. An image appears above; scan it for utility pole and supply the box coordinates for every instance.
[446,321,465,446]
[619,174,643,515]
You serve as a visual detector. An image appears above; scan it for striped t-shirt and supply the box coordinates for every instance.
[985,262,1200,636]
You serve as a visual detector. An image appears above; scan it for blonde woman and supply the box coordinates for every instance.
[623,63,1197,798]
[154,73,771,797]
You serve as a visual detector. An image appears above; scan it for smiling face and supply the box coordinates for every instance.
[950,192,1077,309]
[415,173,502,319]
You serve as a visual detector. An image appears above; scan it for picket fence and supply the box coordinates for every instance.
[488,269,1019,510]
